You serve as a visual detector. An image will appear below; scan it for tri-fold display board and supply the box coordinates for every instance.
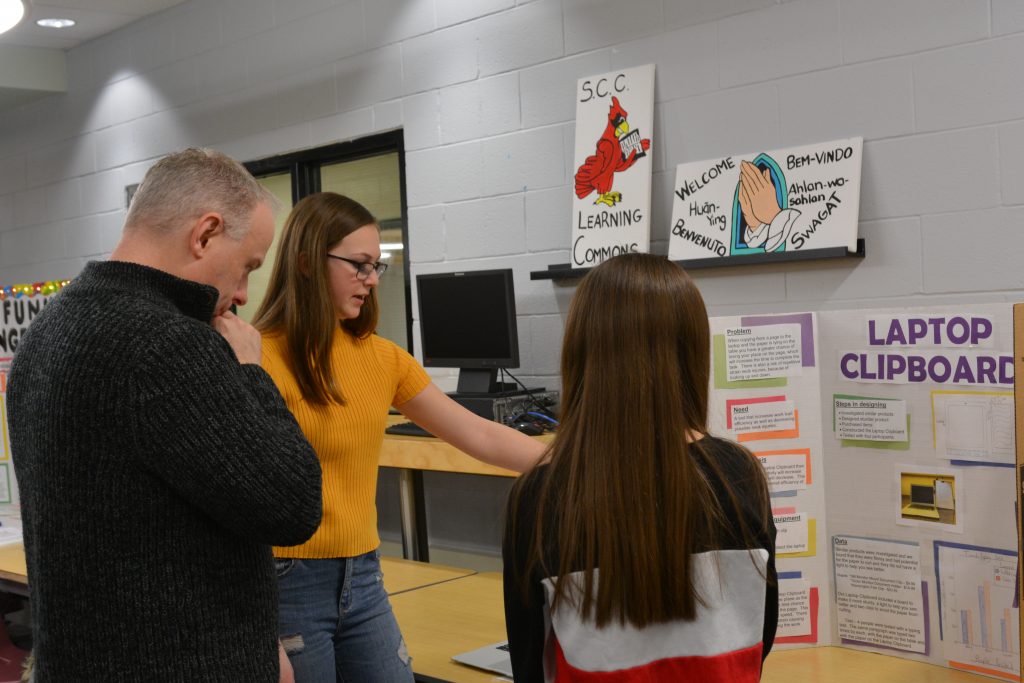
[712,305,1020,680]
[0,281,65,506]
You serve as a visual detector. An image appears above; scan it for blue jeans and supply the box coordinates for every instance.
[276,551,413,683]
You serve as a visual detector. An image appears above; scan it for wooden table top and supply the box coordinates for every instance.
[392,572,509,682]
[0,543,25,584]
[0,537,995,682]
[391,571,992,683]
[380,556,476,596]
[762,647,989,683]
[0,545,484,598]
[379,415,551,478]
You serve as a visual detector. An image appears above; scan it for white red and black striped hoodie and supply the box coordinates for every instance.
[503,436,778,682]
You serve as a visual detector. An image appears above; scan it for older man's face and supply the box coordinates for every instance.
[203,201,275,316]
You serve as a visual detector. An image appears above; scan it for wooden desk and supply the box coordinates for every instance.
[380,417,552,561]
[0,544,479,602]
[762,647,987,683]
[0,543,26,597]
[381,557,476,596]
[379,429,523,479]
[392,572,507,683]
[393,571,991,683]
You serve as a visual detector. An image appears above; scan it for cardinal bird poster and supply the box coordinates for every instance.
[570,64,655,269]
[668,137,863,262]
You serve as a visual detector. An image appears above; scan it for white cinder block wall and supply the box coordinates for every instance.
[2,0,1023,554]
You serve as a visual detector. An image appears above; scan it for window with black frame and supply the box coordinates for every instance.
[242,132,411,352]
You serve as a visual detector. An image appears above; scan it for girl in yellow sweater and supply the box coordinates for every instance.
[253,192,545,682]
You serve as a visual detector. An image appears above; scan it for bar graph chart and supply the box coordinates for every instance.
[956,587,1015,651]
[937,542,1020,680]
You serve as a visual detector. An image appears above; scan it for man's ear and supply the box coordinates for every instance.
[188,212,226,259]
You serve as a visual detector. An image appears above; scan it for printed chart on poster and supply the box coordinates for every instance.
[669,136,862,261]
[570,64,655,268]
[936,542,1018,680]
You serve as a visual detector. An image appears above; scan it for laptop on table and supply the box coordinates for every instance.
[452,641,513,678]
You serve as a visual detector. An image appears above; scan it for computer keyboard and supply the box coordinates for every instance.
[384,421,435,438]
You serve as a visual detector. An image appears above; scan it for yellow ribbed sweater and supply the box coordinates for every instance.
[261,330,431,558]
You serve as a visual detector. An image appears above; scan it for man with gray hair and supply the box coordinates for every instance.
[7,148,323,682]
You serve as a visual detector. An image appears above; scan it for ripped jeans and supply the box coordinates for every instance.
[275,551,413,683]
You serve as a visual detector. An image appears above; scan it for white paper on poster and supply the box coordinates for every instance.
[570,65,655,269]
[834,397,907,442]
[0,525,21,546]
[0,465,11,504]
[732,400,796,435]
[777,580,812,638]
[0,395,8,460]
[725,324,803,382]
[932,391,1013,464]
[832,536,925,653]
[668,137,861,261]
[756,452,809,492]
[773,511,809,554]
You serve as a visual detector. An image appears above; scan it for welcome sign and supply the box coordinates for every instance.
[570,64,655,269]
[668,137,862,261]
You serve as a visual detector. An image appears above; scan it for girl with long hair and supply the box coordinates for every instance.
[503,253,777,682]
[253,192,545,683]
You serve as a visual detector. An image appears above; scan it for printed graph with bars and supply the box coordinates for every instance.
[938,543,1020,680]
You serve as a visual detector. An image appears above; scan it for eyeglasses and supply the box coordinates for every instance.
[326,254,388,280]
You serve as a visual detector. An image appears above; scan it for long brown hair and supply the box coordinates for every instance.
[252,192,380,405]
[509,253,770,628]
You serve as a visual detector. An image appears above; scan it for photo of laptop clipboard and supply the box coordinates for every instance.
[452,640,513,678]
[902,483,940,519]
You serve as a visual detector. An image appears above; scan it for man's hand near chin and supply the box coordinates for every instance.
[212,311,263,365]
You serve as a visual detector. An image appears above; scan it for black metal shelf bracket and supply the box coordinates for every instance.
[529,238,866,281]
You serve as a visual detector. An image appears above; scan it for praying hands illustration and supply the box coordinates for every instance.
[737,159,800,252]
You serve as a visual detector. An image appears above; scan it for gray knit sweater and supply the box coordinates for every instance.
[7,260,323,682]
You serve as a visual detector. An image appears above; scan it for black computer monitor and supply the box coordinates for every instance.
[910,484,935,505]
[416,268,520,395]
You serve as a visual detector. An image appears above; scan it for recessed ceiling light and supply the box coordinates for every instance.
[36,18,76,29]
[0,0,25,35]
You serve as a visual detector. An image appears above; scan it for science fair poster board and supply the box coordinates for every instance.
[710,305,1020,680]
[818,304,1018,680]
[669,137,862,261]
[0,283,64,506]
[570,64,654,269]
